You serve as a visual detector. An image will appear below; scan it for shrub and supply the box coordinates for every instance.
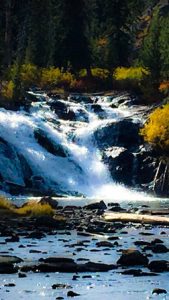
[0,196,14,210]
[140,104,169,152]
[40,67,74,89]
[16,202,54,216]
[114,66,149,82]
[1,80,14,99]
[79,68,110,80]
[9,63,39,87]
[159,81,169,95]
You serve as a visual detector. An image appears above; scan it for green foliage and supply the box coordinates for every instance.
[140,7,169,84]
[1,80,14,99]
[140,104,169,152]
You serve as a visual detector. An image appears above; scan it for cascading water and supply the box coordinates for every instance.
[0,92,151,200]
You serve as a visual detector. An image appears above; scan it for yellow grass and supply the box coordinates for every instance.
[0,196,54,217]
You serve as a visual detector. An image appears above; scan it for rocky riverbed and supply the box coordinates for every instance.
[0,198,168,300]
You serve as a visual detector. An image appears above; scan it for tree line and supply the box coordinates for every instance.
[0,0,169,83]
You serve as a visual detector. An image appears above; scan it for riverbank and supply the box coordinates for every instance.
[0,198,168,299]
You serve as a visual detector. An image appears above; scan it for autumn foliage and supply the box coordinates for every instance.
[140,104,169,152]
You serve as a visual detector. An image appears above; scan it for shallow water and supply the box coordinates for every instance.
[0,218,169,300]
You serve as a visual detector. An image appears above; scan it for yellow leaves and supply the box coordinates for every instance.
[40,67,75,88]
[114,67,149,81]
[140,104,169,152]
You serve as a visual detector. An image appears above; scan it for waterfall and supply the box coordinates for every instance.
[0,92,151,200]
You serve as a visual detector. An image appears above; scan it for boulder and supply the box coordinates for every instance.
[103,147,134,186]
[117,249,149,266]
[152,288,167,295]
[95,119,141,150]
[34,129,67,157]
[84,200,107,211]
[148,260,169,272]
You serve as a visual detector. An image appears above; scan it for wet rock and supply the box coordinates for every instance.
[5,235,20,242]
[108,236,119,241]
[38,196,58,209]
[18,272,27,278]
[34,129,67,157]
[52,284,72,289]
[121,269,158,276]
[84,200,107,211]
[26,231,45,239]
[95,119,140,150]
[35,216,66,228]
[103,147,135,186]
[0,255,23,264]
[152,288,167,295]
[0,263,18,274]
[96,241,114,248]
[148,260,169,272]
[117,249,149,266]
[67,291,80,297]
[4,283,16,287]
[151,244,168,253]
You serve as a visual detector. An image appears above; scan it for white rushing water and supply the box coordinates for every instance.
[0,92,152,200]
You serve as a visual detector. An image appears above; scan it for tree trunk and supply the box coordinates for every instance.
[4,0,12,67]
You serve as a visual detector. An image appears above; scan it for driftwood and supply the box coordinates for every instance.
[104,212,169,225]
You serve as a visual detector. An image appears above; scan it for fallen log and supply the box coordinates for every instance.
[104,212,169,225]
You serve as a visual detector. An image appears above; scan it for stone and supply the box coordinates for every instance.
[117,249,149,266]
[152,288,167,295]
[84,200,107,210]
[67,291,80,297]
[148,260,169,272]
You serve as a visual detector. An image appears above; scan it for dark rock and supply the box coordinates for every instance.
[38,196,58,209]
[5,235,20,242]
[52,284,72,289]
[4,283,16,287]
[95,119,140,150]
[108,236,119,241]
[34,129,67,157]
[117,249,149,266]
[121,269,158,276]
[84,200,107,210]
[151,244,168,253]
[67,291,80,297]
[0,263,18,274]
[103,147,135,186]
[35,216,66,228]
[152,288,167,295]
[27,231,45,239]
[148,260,169,272]
[18,272,27,278]
[96,241,114,248]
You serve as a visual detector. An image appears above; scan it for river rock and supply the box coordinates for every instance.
[148,260,169,272]
[34,129,67,157]
[67,290,80,297]
[35,216,66,228]
[84,200,107,210]
[117,249,149,266]
[152,288,167,295]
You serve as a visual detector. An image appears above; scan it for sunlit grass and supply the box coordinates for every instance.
[0,196,54,217]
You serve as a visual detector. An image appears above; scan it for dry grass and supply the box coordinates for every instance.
[0,196,54,217]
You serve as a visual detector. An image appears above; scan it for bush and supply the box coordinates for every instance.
[114,66,149,82]
[140,104,169,152]
[16,202,54,216]
[1,80,14,99]
[0,196,14,210]
[40,67,75,89]
[159,81,169,95]
[79,68,110,80]
[0,197,54,216]
[9,63,39,88]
